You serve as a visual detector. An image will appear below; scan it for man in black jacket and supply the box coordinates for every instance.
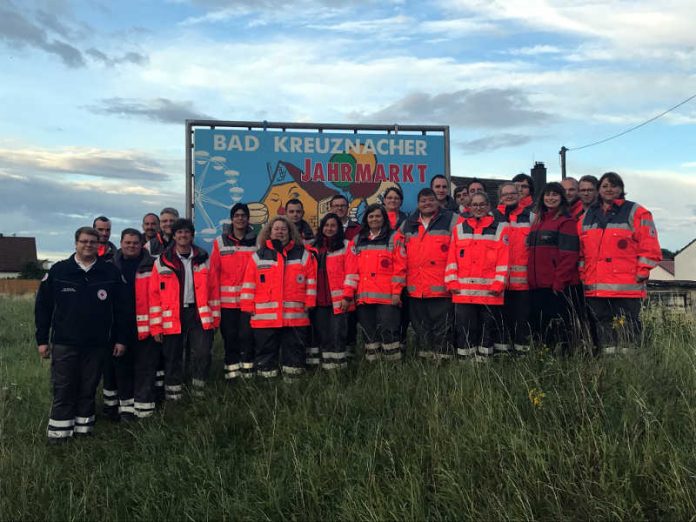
[35,226,130,443]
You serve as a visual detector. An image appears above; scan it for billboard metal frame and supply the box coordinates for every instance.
[185,120,450,220]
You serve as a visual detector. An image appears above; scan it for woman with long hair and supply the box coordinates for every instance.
[240,216,317,379]
[305,213,352,369]
[578,172,661,355]
[527,182,580,354]
[343,204,405,361]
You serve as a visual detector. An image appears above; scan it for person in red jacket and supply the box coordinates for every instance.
[209,203,257,380]
[396,188,459,359]
[445,192,510,360]
[149,219,220,400]
[494,182,533,355]
[562,177,584,220]
[306,213,352,369]
[343,204,405,362]
[527,182,580,354]
[578,172,661,355]
[240,216,317,379]
[383,186,408,230]
[512,173,535,211]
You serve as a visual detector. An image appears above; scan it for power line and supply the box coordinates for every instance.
[568,92,696,152]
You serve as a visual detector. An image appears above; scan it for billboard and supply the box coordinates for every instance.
[189,123,448,245]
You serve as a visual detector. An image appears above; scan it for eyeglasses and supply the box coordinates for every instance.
[579,189,595,193]
[501,192,518,197]
[77,240,98,245]
[470,203,489,208]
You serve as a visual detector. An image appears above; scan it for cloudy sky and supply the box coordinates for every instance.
[1,0,695,258]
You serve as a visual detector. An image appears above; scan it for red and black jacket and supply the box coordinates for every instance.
[527,210,579,292]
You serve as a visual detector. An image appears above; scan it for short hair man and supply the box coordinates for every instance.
[562,177,583,219]
[578,175,598,212]
[210,203,257,380]
[430,175,458,211]
[511,173,534,210]
[142,213,160,242]
[494,181,533,354]
[104,228,158,420]
[35,226,129,443]
[329,195,360,240]
[397,188,459,359]
[149,218,220,400]
[285,198,314,242]
[92,216,116,260]
[145,207,179,257]
[454,185,470,214]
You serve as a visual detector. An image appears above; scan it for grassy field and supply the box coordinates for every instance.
[1,296,695,521]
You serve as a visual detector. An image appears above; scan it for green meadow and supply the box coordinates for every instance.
[1,296,694,521]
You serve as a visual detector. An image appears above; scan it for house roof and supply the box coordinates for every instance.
[657,260,675,275]
[0,236,38,272]
[675,237,696,257]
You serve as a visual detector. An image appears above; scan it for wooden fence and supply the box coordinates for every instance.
[0,279,40,296]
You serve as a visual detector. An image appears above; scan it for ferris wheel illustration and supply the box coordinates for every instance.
[194,150,244,239]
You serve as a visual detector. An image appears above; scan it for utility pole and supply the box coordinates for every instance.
[559,146,568,179]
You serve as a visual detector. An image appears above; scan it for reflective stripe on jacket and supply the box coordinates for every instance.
[134,258,155,340]
[240,240,317,328]
[494,203,533,290]
[527,210,579,292]
[148,246,220,335]
[578,199,661,298]
[344,229,405,305]
[396,210,459,298]
[209,230,257,309]
[445,215,510,305]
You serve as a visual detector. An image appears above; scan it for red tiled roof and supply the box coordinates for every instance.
[658,260,675,275]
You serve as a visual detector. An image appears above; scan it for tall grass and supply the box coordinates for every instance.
[1,296,695,521]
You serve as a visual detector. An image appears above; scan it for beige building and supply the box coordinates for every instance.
[674,239,696,281]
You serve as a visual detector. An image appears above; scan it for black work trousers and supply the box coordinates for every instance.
[48,344,105,439]
[453,303,504,359]
[220,308,254,379]
[102,344,134,419]
[254,326,308,378]
[409,297,453,359]
[502,290,531,353]
[132,338,159,418]
[357,304,401,361]
[530,288,573,354]
[310,306,348,369]
[161,306,214,400]
[587,297,642,354]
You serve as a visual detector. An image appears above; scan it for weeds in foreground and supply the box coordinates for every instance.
[1,297,695,521]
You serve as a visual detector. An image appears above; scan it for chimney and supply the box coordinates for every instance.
[531,161,547,196]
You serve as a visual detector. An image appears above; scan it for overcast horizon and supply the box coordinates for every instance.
[1,0,695,259]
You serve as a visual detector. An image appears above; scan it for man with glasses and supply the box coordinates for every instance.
[578,175,598,216]
[35,226,129,443]
[329,195,360,240]
[494,182,533,355]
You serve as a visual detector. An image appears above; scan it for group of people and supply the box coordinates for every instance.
[34,171,662,442]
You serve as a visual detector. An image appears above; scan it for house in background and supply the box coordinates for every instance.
[0,235,38,279]
[674,238,696,281]
[650,260,675,281]
[452,162,547,208]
